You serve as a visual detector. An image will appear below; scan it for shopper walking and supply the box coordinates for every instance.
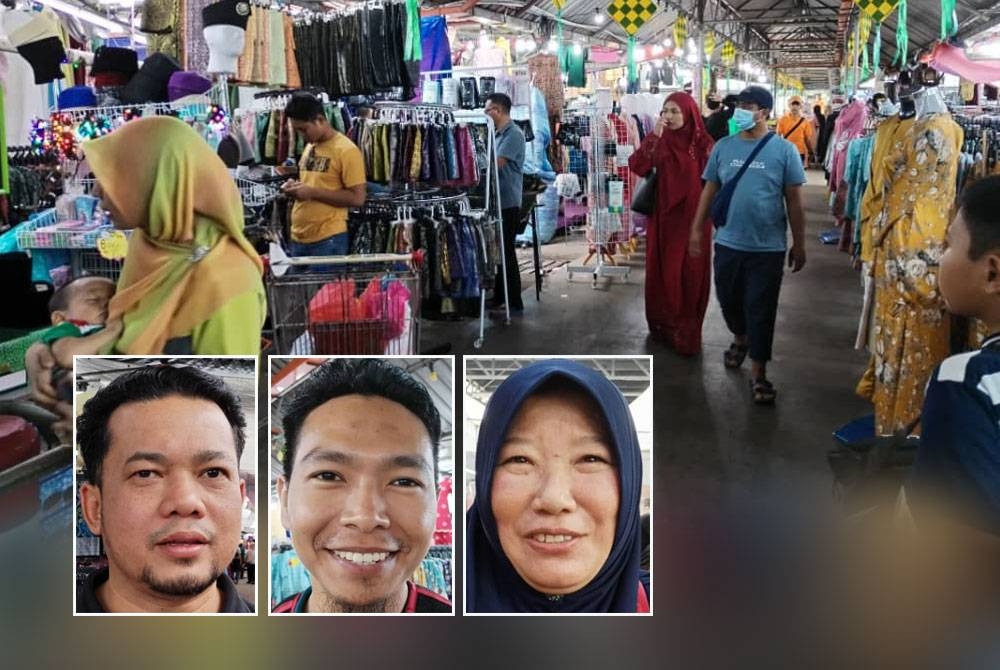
[689,86,808,405]
[704,93,738,141]
[484,93,526,314]
[281,92,367,259]
[628,92,714,353]
[776,96,815,166]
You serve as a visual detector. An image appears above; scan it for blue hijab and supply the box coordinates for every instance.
[466,359,645,613]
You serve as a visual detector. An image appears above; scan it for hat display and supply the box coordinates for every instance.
[121,52,182,104]
[91,46,139,77]
[738,85,774,110]
[168,71,213,102]
[93,71,131,88]
[202,0,252,30]
[140,0,175,34]
[16,37,66,85]
[58,85,97,110]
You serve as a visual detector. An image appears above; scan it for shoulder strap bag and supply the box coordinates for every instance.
[710,132,775,229]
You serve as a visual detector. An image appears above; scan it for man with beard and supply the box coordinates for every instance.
[76,364,252,613]
[274,359,451,614]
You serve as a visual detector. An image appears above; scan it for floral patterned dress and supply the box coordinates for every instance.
[869,112,963,435]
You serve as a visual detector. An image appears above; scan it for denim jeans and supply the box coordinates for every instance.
[289,233,349,273]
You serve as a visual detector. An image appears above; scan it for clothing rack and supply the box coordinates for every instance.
[567,105,631,287]
[450,109,508,345]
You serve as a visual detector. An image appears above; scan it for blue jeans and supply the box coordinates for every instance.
[289,233,349,273]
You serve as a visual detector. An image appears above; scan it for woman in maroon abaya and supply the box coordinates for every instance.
[628,92,714,354]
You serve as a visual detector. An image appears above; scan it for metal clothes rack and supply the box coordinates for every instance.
[451,109,508,346]
[567,105,631,287]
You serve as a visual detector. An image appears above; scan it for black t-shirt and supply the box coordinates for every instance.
[76,567,254,613]
[705,108,734,141]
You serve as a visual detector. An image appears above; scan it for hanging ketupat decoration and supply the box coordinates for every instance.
[852,0,900,23]
[721,40,735,66]
[673,15,687,50]
[703,31,716,60]
[607,0,658,84]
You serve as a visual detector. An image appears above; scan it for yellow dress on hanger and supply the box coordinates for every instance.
[868,112,963,434]
[858,116,913,264]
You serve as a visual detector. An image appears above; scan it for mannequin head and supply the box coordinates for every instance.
[203,25,245,75]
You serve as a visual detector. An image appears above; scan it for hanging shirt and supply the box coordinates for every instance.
[291,132,366,243]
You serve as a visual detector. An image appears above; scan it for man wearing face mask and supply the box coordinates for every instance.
[688,86,808,406]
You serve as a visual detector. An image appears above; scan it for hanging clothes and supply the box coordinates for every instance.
[627,92,714,354]
[867,111,963,435]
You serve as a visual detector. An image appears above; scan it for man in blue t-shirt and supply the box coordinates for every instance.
[485,93,526,313]
[689,85,807,405]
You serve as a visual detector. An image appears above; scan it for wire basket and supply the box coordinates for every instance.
[236,177,281,207]
[267,262,421,355]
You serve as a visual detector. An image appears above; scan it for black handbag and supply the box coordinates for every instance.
[630,169,656,216]
[710,132,775,228]
[827,415,920,513]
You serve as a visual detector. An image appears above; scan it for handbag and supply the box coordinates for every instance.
[827,415,921,514]
[630,169,656,216]
[710,132,775,229]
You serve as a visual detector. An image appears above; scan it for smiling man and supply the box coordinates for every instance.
[274,359,451,614]
[76,364,253,614]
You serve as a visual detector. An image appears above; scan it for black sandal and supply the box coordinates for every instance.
[750,378,777,405]
[723,342,749,369]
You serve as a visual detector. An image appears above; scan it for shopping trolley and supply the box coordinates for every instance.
[266,243,423,355]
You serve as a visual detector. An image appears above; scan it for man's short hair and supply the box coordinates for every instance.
[280,359,441,480]
[960,175,1000,260]
[485,93,512,115]
[77,365,247,486]
[48,276,113,315]
[284,92,326,122]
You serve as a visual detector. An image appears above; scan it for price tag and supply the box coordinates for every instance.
[616,144,634,167]
[97,230,128,260]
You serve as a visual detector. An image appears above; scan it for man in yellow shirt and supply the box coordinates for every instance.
[776,96,815,167]
[281,93,366,257]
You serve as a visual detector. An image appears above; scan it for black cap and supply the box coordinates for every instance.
[202,0,252,30]
[737,85,773,110]
[16,37,66,85]
[91,46,139,77]
[121,52,182,104]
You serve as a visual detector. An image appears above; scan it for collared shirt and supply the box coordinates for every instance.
[76,567,254,613]
[910,332,1000,535]
[273,581,452,613]
[495,119,525,210]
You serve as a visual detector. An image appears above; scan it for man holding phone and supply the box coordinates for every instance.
[281,92,366,259]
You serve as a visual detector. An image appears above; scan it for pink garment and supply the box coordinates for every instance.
[433,476,452,546]
[925,41,1000,84]
[829,99,868,195]
[590,46,621,64]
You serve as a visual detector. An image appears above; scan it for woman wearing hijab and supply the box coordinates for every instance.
[628,92,714,354]
[466,359,650,613]
[85,115,265,353]
[24,116,265,438]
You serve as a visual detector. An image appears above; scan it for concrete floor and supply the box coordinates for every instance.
[423,170,872,489]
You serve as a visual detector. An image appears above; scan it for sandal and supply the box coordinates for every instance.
[723,342,749,369]
[750,378,777,405]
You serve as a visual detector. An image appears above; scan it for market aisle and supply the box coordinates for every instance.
[427,170,871,494]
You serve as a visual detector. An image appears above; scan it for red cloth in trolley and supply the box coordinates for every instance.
[307,277,410,354]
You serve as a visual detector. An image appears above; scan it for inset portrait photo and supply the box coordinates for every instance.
[269,357,454,615]
[73,357,258,615]
[464,357,653,615]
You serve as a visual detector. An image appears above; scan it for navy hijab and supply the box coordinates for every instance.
[466,360,645,613]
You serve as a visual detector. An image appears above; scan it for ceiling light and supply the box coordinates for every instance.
[662,37,673,48]
[36,0,145,40]
[686,52,698,64]
[593,9,605,25]
[573,42,582,56]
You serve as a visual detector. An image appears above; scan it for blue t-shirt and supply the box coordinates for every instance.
[910,334,1000,535]
[495,120,525,210]
[702,133,806,252]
